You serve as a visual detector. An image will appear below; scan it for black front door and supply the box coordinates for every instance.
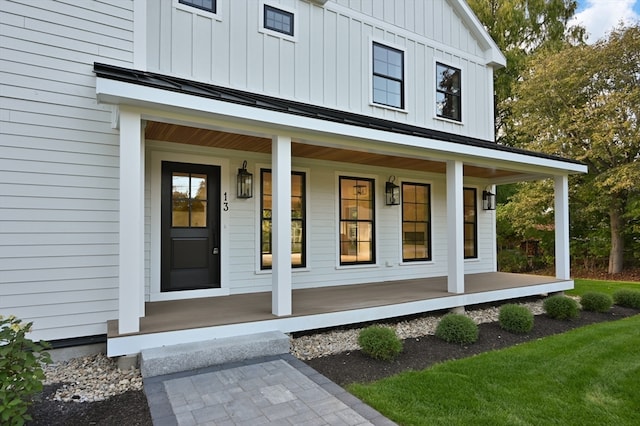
[161,161,221,291]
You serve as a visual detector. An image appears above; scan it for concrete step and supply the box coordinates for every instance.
[140,330,290,378]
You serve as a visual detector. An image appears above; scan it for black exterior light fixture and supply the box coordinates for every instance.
[237,160,253,199]
[385,176,400,206]
[482,189,496,210]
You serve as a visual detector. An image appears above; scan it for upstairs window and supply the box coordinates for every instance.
[372,42,404,109]
[179,0,215,13]
[436,63,461,121]
[264,4,294,36]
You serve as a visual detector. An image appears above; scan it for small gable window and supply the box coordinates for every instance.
[372,42,404,109]
[179,0,215,14]
[436,63,461,121]
[264,5,294,36]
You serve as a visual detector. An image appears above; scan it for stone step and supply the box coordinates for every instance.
[140,330,290,378]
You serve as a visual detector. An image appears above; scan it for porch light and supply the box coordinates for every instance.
[385,176,400,206]
[482,190,496,210]
[237,160,253,199]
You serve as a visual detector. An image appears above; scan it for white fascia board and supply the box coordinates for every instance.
[96,77,586,176]
[449,0,506,68]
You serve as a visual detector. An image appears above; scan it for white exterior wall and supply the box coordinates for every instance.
[148,0,495,140]
[0,0,134,341]
[145,140,496,298]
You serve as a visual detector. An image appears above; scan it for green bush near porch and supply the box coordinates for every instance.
[498,304,534,333]
[543,295,579,320]
[580,292,613,312]
[358,326,403,361]
[435,314,478,344]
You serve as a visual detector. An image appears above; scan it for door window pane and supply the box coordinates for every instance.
[172,172,207,228]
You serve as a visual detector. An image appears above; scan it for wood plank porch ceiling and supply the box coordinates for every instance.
[146,121,521,180]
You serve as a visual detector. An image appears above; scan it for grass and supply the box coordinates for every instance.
[568,278,640,297]
[348,315,640,426]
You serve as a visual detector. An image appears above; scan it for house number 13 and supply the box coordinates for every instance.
[223,192,229,211]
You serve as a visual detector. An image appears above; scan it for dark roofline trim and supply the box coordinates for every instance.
[94,62,584,167]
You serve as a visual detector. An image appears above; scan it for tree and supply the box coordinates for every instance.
[467,0,585,144]
[509,24,640,273]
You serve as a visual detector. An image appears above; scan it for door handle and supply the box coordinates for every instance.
[212,247,219,255]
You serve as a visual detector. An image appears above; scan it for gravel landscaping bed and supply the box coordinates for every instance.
[26,297,639,425]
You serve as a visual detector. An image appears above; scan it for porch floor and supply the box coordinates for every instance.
[108,272,562,338]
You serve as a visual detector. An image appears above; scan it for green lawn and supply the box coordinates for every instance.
[568,278,640,297]
[348,315,640,426]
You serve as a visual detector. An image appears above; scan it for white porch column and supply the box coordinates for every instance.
[272,135,292,316]
[118,108,144,334]
[446,160,464,293]
[554,175,570,280]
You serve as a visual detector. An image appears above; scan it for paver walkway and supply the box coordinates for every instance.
[144,354,396,426]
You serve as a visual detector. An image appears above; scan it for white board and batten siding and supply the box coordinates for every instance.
[0,0,134,341]
[148,0,496,141]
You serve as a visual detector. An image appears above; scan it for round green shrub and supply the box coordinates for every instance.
[498,304,534,334]
[435,313,479,344]
[612,289,640,309]
[543,295,579,320]
[580,292,613,313]
[358,326,403,361]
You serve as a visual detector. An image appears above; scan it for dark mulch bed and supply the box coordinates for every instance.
[305,305,639,386]
[27,384,152,426]
[27,304,638,425]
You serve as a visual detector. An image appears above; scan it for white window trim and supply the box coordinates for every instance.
[149,150,230,302]
[255,163,310,273]
[174,0,222,21]
[369,37,409,113]
[433,58,465,125]
[259,1,298,42]
[335,171,380,269]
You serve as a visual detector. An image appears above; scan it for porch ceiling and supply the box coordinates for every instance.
[145,121,523,180]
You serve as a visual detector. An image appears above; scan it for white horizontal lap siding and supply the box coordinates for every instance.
[0,0,134,342]
[151,0,493,141]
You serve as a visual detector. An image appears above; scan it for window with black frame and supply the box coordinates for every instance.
[260,170,306,269]
[263,4,294,36]
[339,177,375,265]
[179,0,215,13]
[402,182,431,261]
[436,63,461,121]
[464,187,477,258]
[372,42,404,109]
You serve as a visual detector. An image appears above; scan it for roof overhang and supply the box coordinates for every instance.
[95,63,586,180]
[449,0,506,68]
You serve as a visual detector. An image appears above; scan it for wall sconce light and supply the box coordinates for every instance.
[385,176,400,206]
[482,190,496,210]
[237,160,253,199]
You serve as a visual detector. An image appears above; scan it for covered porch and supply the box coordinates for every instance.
[107,272,571,356]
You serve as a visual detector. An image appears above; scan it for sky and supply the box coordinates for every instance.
[572,0,640,42]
